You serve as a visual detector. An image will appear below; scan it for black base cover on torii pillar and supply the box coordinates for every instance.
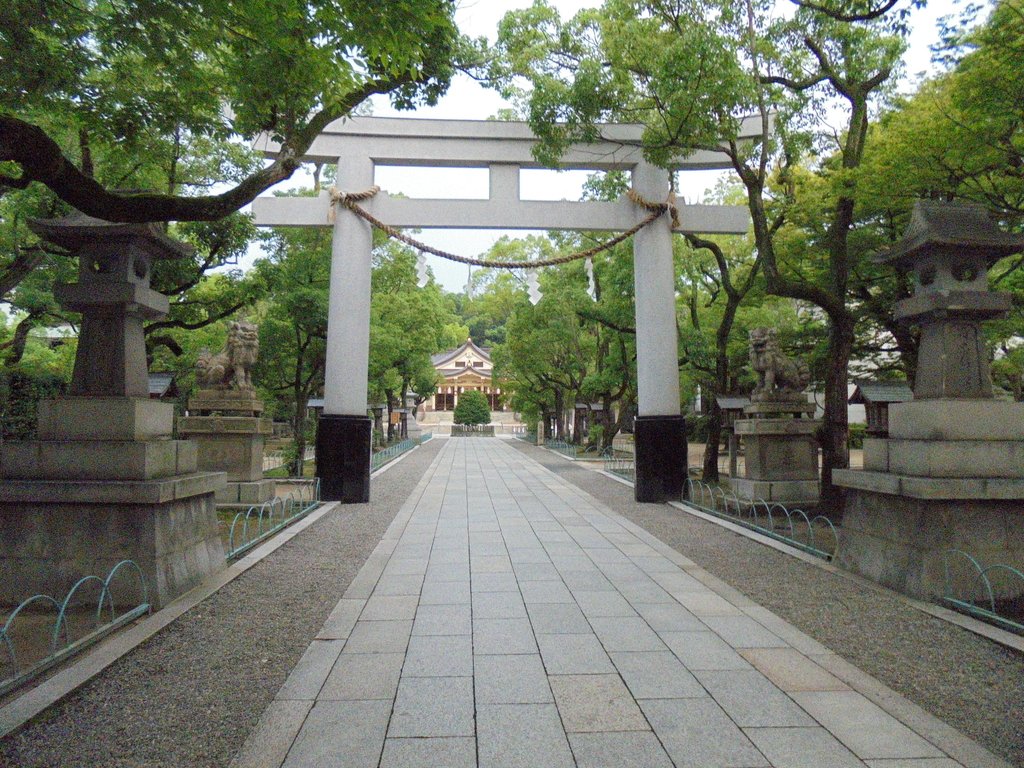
[634,415,688,503]
[316,414,372,503]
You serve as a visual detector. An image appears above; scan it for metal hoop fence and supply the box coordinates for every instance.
[544,439,577,459]
[683,473,838,560]
[942,549,1024,635]
[371,436,423,472]
[1,560,150,696]
[602,449,636,482]
[227,478,322,560]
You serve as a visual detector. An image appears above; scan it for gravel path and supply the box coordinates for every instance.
[0,440,444,768]
[511,442,1024,768]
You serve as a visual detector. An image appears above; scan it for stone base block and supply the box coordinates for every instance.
[188,390,265,415]
[864,437,1024,478]
[735,419,821,483]
[216,479,277,506]
[177,419,269,482]
[833,469,1024,500]
[316,414,372,503]
[889,399,1024,441]
[1,439,198,481]
[729,478,820,509]
[634,415,687,503]
[0,473,227,609]
[37,397,174,441]
[837,485,1024,600]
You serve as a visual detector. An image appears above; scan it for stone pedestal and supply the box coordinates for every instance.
[732,400,820,509]
[0,397,226,608]
[178,390,274,507]
[835,399,1024,599]
[0,214,227,609]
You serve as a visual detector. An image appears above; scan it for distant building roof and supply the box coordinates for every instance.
[849,382,913,405]
[431,338,492,367]
[307,398,325,409]
[148,372,176,398]
[715,396,751,410]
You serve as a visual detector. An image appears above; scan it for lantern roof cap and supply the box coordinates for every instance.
[878,200,1024,268]
[28,210,194,259]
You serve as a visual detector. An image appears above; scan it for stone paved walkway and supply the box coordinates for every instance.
[232,438,989,768]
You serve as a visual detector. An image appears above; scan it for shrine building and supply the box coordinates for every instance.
[423,338,505,414]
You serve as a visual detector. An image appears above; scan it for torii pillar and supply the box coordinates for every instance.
[632,162,687,502]
[317,156,375,503]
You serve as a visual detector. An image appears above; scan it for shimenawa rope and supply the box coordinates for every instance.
[328,186,679,270]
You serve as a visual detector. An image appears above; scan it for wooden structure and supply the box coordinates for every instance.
[849,382,913,437]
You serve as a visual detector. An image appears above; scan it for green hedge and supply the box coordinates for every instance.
[0,370,68,440]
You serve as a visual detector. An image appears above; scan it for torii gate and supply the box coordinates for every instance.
[253,117,753,504]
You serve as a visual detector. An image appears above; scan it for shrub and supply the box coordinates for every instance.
[453,390,491,425]
[848,422,867,449]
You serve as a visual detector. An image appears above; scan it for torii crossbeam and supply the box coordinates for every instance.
[253,116,753,503]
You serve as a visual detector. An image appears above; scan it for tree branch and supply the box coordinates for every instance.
[0,73,413,223]
[791,0,899,22]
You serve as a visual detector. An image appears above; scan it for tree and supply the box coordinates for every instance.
[251,223,331,475]
[369,240,465,439]
[490,0,914,513]
[2,104,265,370]
[850,2,1024,390]
[453,389,491,425]
[0,0,462,226]
[493,265,594,442]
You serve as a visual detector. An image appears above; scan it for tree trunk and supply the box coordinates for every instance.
[291,398,308,477]
[572,406,586,445]
[818,318,855,517]
[702,401,723,482]
[601,396,616,451]
[385,393,396,442]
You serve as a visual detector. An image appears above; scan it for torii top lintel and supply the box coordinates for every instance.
[256,115,764,171]
[252,116,756,234]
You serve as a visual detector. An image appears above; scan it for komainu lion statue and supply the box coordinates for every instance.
[195,321,259,391]
[749,327,810,400]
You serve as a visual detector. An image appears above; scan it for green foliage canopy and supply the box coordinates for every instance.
[0,0,462,222]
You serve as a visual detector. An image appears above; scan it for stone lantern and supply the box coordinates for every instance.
[882,201,1018,400]
[834,201,1024,599]
[0,213,226,608]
